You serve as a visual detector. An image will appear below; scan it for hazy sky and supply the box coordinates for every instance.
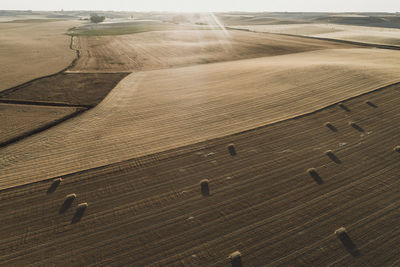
[1,0,400,12]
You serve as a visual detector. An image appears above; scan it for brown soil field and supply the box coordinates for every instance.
[1,48,400,189]
[0,72,130,107]
[0,104,80,146]
[1,80,400,265]
[70,29,356,72]
[0,20,81,91]
[234,24,400,46]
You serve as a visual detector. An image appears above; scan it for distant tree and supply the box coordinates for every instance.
[90,14,105,23]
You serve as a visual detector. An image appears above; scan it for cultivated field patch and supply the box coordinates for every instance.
[0,72,130,107]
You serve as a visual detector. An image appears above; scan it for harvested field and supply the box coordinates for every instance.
[0,20,81,91]
[70,29,356,72]
[234,24,400,46]
[0,72,130,107]
[1,48,400,188]
[0,104,81,146]
[2,78,400,265]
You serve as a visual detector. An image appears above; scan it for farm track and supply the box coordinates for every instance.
[1,78,400,265]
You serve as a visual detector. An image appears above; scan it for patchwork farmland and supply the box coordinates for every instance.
[1,11,400,265]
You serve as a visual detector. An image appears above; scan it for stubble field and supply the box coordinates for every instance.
[2,47,400,188]
[70,29,355,72]
[0,20,81,91]
[1,81,400,265]
[2,13,400,265]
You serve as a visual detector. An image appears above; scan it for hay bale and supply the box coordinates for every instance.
[325,150,341,164]
[60,193,77,213]
[307,168,323,185]
[200,179,210,196]
[365,100,377,108]
[66,193,77,200]
[72,202,88,223]
[335,227,359,256]
[77,202,88,210]
[228,144,237,156]
[229,251,242,267]
[324,122,337,132]
[349,121,364,132]
[393,146,400,152]
[338,102,350,112]
[47,178,62,194]
[335,227,347,237]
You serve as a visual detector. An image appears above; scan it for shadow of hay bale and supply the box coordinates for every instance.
[228,144,237,156]
[365,100,377,108]
[59,193,77,213]
[349,122,364,132]
[335,227,360,257]
[71,202,88,224]
[229,251,243,267]
[307,168,323,185]
[47,178,62,194]
[200,179,210,196]
[338,102,350,112]
[325,122,338,132]
[325,150,341,164]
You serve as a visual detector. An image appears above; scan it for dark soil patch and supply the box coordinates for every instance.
[0,72,130,107]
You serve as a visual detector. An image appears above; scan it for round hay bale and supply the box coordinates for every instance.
[228,144,237,156]
[324,122,337,132]
[307,168,323,184]
[325,150,341,163]
[338,102,350,112]
[393,146,400,152]
[60,193,77,213]
[349,121,364,132]
[78,202,88,210]
[47,178,62,194]
[365,100,377,108]
[335,227,347,237]
[229,251,242,267]
[200,179,210,196]
[334,226,358,255]
[72,202,88,223]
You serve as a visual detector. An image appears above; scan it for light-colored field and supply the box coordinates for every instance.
[234,24,400,46]
[0,104,79,145]
[2,48,400,189]
[70,29,354,72]
[0,20,81,91]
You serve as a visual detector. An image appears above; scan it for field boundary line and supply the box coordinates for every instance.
[227,27,400,51]
[0,99,92,108]
[0,108,87,149]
